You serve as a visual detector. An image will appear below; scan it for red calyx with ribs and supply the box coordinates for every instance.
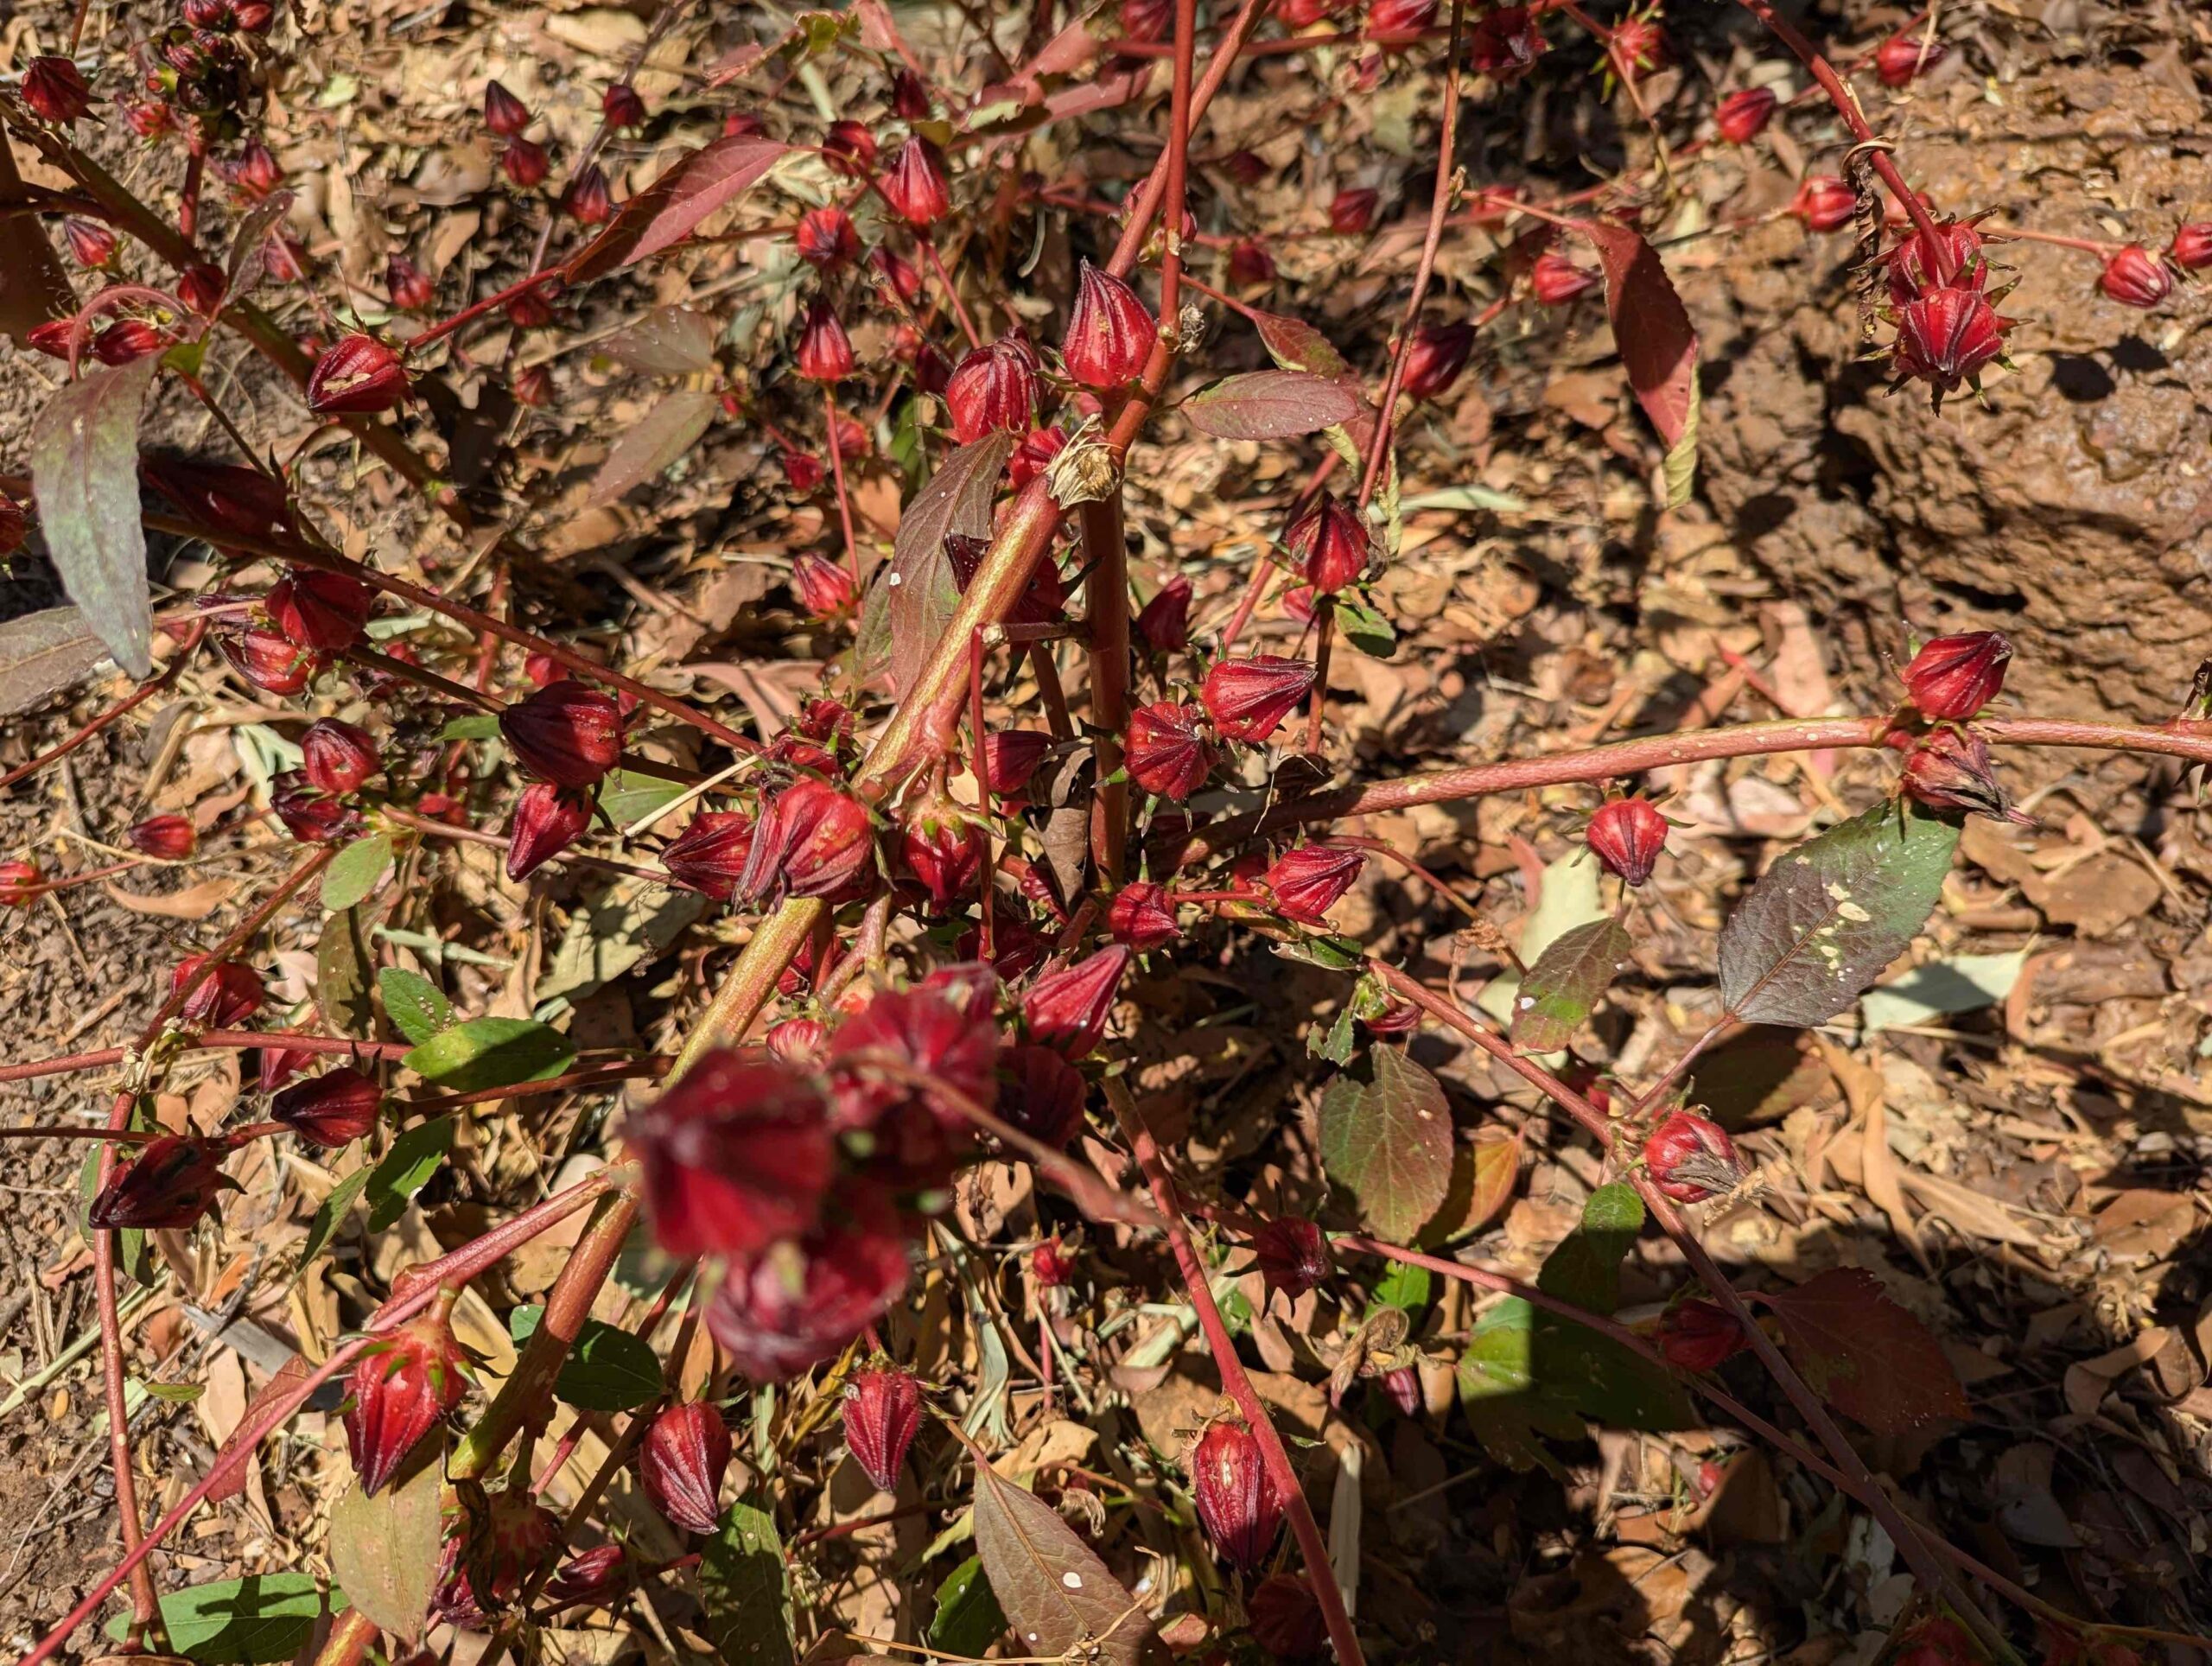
[507,783,594,881]
[1021,944,1132,1056]
[1643,1110,1746,1204]
[501,682,623,788]
[306,334,410,415]
[843,1363,925,1491]
[345,1292,471,1494]
[1191,1420,1283,1570]
[1286,494,1370,595]
[1126,701,1213,800]
[301,718,379,794]
[1714,86,1777,143]
[1250,1217,1331,1299]
[627,1050,836,1260]
[1901,630,2011,719]
[1586,798,1668,887]
[1656,1299,1751,1371]
[88,1135,239,1229]
[944,338,1039,444]
[639,1401,734,1534]
[272,1068,383,1148]
[173,954,265,1027]
[127,814,197,859]
[1108,881,1180,951]
[1062,261,1154,390]
[1261,843,1367,925]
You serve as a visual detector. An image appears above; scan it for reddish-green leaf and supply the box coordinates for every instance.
[602,305,719,375]
[328,1440,443,1640]
[1318,1046,1455,1241]
[972,1463,1157,1666]
[1510,916,1632,1055]
[1572,220,1698,448]
[566,137,787,281]
[1250,308,1355,383]
[1181,370,1362,440]
[1763,1268,1969,1434]
[588,388,720,504]
[29,356,161,677]
[861,430,1014,696]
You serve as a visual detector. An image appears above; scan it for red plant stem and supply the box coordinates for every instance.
[1104,1079,1363,1666]
[402,1059,670,1115]
[1081,493,1133,885]
[1109,23,1451,58]
[1156,0,1198,329]
[11,861,140,899]
[405,269,567,355]
[1982,223,2120,258]
[969,628,996,963]
[823,383,864,587]
[305,1609,378,1666]
[383,803,675,887]
[918,232,982,349]
[0,1033,416,1087]
[0,625,200,792]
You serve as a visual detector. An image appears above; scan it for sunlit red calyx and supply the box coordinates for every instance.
[501,682,623,788]
[1656,1299,1748,1370]
[2171,224,2212,271]
[63,218,117,268]
[2098,245,2172,309]
[791,551,858,620]
[1789,175,1856,233]
[173,954,264,1027]
[602,81,647,127]
[658,811,756,900]
[1250,1217,1330,1298]
[1329,187,1377,234]
[1890,285,2010,401]
[843,1363,925,1490]
[1901,630,2011,719]
[1875,31,1946,86]
[1108,881,1180,951]
[1467,6,1545,78]
[306,334,410,415]
[0,861,41,906]
[1201,654,1316,743]
[1606,11,1667,78]
[944,339,1039,443]
[1898,728,2027,823]
[271,772,361,843]
[220,629,314,694]
[795,205,859,272]
[88,1135,238,1229]
[982,729,1054,798]
[824,982,1000,1182]
[507,783,593,881]
[1586,797,1668,887]
[1062,261,1155,390]
[1399,321,1475,400]
[901,801,985,911]
[880,136,951,226]
[1286,494,1370,595]
[301,718,379,793]
[741,777,876,902]
[22,56,95,124]
[640,1401,734,1534]
[272,1067,382,1147]
[1365,0,1436,42]
[1192,1421,1282,1569]
[1125,701,1213,800]
[1884,220,1987,304]
[127,814,197,859]
[1714,86,1777,143]
[706,1186,912,1381]
[1261,843,1366,925]
[797,296,856,382]
[1022,944,1132,1055]
[563,163,613,224]
[1530,248,1599,306]
[344,1294,470,1494]
[628,1050,836,1258]
[1120,0,1171,41]
[1643,1110,1745,1203]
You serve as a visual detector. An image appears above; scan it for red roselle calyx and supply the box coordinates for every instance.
[1202,655,1317,744]
[1643,1110,1746,1204]
[1124,701,1213,801]
[740,777,875,902]
[306,334,410,415]
[797,296,856,383]
[1789,175,1856,233]
[705,1189,911,1382]
[1608,12,1667,77]
[842,1364,925,1491]
[1586,798,1668,887]
[1022,944,1132,1055]
[1885,221,1987,303]
[268,569,373,652]
[88,1135,238,1229]
[1714,86,1777,143]
[301,718,379,793]
[127,814,197,859]
[982,729,1054,798]
[346,1295,471,1494]
[1135,575,1192,653]
[482,79,531,137]
[271,773,362,844]
[1250,1574,1330,1660]
[660,811,757,900]
[1891,285,2010,401]
[548,1544,632,1609]
[500,682,623,788]
[1874,31,1946,86]
[563,163,613,226]
[1286,494,1370,595]
[795,204,860,270]
[1468,5,1546,77]
[513,365,553,408]
[1121,0,1171,41]
[1399,321,1475,401]
[386,254,435,312]
[1191,1421,1283,1570]
[63,217,118,268]
[272,1067,383,1147]
[997,1044,1088,1148]
[0,861,42,906]
[639,1401,734,1534]
[95,320,169,365]
[1656,1299,1750,1371]
[22,57,95,124]
[1261,843,1366,925]
[220,628,318,695]
[822,119,877,175]
[628,1050,836,1259]
[944,339,1039,444]
[173,954,265,1028]
[1899,728,2029,823]
[766,1016,827,1065]
[179,264,226,315]
[507,783,594,881]
[2099,245,2173,309]
[1366,0,1437,43]
[602,82,647,127]
[1062,260,1154,390]
[2172,224,2212,270]
[901,802,985,912]
[880,137,951,227]
[791,551,859,621]
[1031,1233,1074,1287]
[1530,249,1600,306]
[1330,187,1378,235]
[1108,881,1180,951]
[1250,1217,1331,1299]
[1901,630,2011,719]
[141,459,284,542]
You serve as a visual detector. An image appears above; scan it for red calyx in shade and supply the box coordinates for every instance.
[880,137,951,227]
[1286,494,1370,595]
[602,82,647,127]
[301,718,379,794]
[264,235,311,285]
[1031,1234,1074,1287]
[1125,701,1214,801]
[501,682,623,789]
[1108,881,1180,951]
[824,982,1000,1185]
[173,954,264,1027]
[501,138,550,189]
[725,109,769,139]
[1885,220,1987,304]
[1382,1364,1421,1415]
[224,142,283,200]
[1899,727,2028,823]
[1467,5,1546,78]
[0,861,41,906]
[306,334,410,415]
[344,1295,471,1493]
[1643,1110,1746,1203]
[1062,260,1154,390]
[1890,1618,1980,1666]
[2171,224,2212,271]
[127,814,196,859]
[272,1067,383,1147]
[1192,1421,1283,1570]
[88,1135,238,1229]
[628,1050,836,1259]
[482,79,531,137]
[741,778,876,902]
[766,1017,827,1065]
[982,729,1054,798]
[0,498,23,560]
[563,163,613,226]
[843,1364,925,1491]
[871,243,924,306]
[705,1184,912,1382]
[505,288,556,329]
[1656,1299,1750,1371]
[1249,1573,1330,1659]
[1530,248,1600,306]
[506,783,593,881]
[1120,0,1170,41]
[1789,175,1856,233]
[257,1042,315,1095]
[1022,944,1131,1056]
[271,773,361,844]
[268,570,373,652]
[890,70,931,119]
[1714,86,1777,143]
[1261,843,1366,925]
[795,204,860,270]
[63,218,117,269]
[901,803,984,912]
[944,339,1039,443]
[791,552,857,620]
[452,1487,561,1623]
[386,254,435,312]
[1901,630,2011,720]
[996,1044,1088,1148]
[94,321,170,365]
[1228,238,1276,289]
[22,57,95,124]
[1202,654,1316,744]
[639,1401,734,1534]
[547,1544,632,1609]
[1874,32,1945,86]
[1135,575,1192,653]
[660,810,757,900]
[1008,423,1067,489]
[1586,797,1668,887]
[1250,1217,1330,1299]
[797,296,855,383]
[1365,0,1437,44]
[1330,187,1378,235]
[2098,245,2173,309]
[513,364,552,407]
[178,263,227,315]
[1398,321,1475,401]
[1891,285,2008,398]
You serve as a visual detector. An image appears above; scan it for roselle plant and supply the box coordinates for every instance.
[2,2,2208,1663]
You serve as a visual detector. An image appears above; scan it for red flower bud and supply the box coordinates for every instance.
[94,320,169,365]
[795,203,860,270]
[173,954,264,1027]
[869,246,925,313]
[273,1067,382,1147]
[0,860,41,906]
[1901,630,2010,720]
[824,983,1000,1182]
[272,772,362,845]
[563,162,613,226]
[1022,944,1130,1055]
[1789,175,1856,232]
[501,682,623,788]
[997,1044,1088,1148]
[454,1487,560,1620]
[1135,575,1192,654]
[2098,245,2172,309]
[1898,727,2025,823]
[1656,1299,1749,1371]
[501,137,550,190]
[797,296,855,383]
[1062,260,1154,390]
[1329,187,1378,235]
[1286,494,1370,595]
[548,1544,633,1609]
[1008,423,1068,488]
[628,1050,836,1258]
[1714,86,1777,144]
[890,68,931,118]
[843,1364,924,1491]
[1643,1110,1745,1203]
[505,288,556,331]
[307,334,410,415]
[1125,700,1214,800]
[901,802,984,912]
[725,109,769,139]
[1467,6,1546,78]
[346,1300,471,1494]
[705,1186,911,1382]
[659,810,756,900]
[1262,842,1365,924]
[506,782,593,881]
[1228,238,1275,289]
[223,141,283,201]
[1250,1574,1330,1659]
[386,254,435,312]
[639,1401,733,1534]
[178,262,226,315]
[1201,654,1315,743]
[264,234,311,286]
[1891,284,2008,397]
[483,79,531,137]
[62,217,117,269]
[602,82,647,128]
[123,99,175,140]
[1121,0,1171,41]
[945,339,1039,443]
[270,570,373,652]
[982,729,1054,798]
[1366,0,1437,44]
[1192,1421,1282,1569]
[1031,1234,1074,1287]
[782,449,825,492]
[1874,32,1945,87]
[22,57,95,124]
[1530,248,1600,306]
[90,1133,238,1229]
[764,1018,826,1069]
[1399,321,1475,401]
[127,814,197,859]
[1586,797,1668,887]
[1250,1217,1330,1299]
[741,777,875,902]
[1108,881,1180,951]
[880,137,951,227]
[2171,223,2212,271]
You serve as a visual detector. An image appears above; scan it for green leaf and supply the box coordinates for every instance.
[301,1166,371,1268]
[1271,931,1364,971]
[1510,917,1633,1055]
[972,1463,1156,1666]
[601,769,692,828]
[377,967,452,1045]
[700,1498,797,1666]
[402,1016,574,1093]
[1398,483,1529,515]
[1307,1002,1357,1065]
[317,905,376,1039]
[509,1306,664,1411]
[1335,593,1396,658]
[438,712,502,742]
[1457,1296,1693,1472]
[328,1440,443,1640]
[1535,1184,1643,1317]
[321,832,393,913]
[364,1117,454,1231]
[1317,1046,1455,1242]
[29,356,161,677]
[1718,799,1961,1027]
[1370,1257,1433,1320]
[103,1574,333,1663]
[928,1556,1007,1658]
